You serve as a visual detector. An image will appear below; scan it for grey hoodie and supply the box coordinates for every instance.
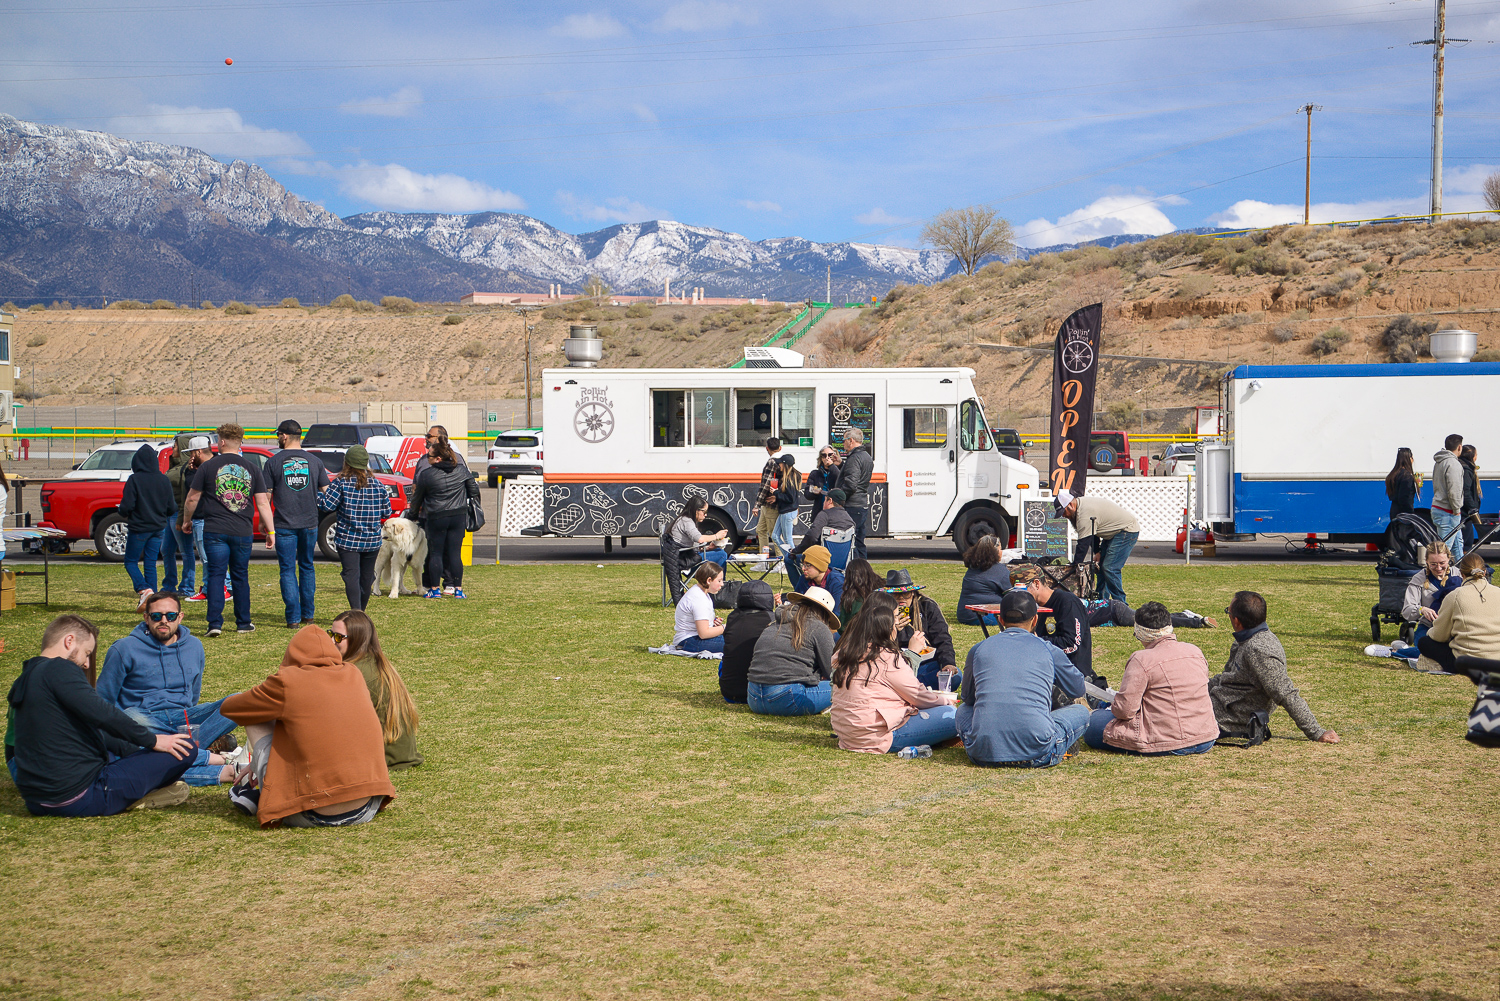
[1432,448,1464,514]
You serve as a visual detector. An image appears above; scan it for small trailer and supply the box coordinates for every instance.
[536,358,1043,551]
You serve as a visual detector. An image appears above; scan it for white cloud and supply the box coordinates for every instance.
[556,190,667,224]
[1445,163,1500,195]
[340,164,526,212]
[1209,197,1428,229]
[855,207,916,226]
[552,12,626,38]
[740,199,782,214]
[103,105,310,159]
[339,86,423,118]
[656,1,756,31]
[630,103,658,123]
[1015,194,1178,248]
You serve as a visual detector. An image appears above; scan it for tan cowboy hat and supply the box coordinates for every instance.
[786,585,840,628]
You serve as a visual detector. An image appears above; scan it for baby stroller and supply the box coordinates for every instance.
[1369,513,1437,643]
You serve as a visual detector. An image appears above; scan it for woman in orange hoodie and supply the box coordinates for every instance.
[221,625,396,828]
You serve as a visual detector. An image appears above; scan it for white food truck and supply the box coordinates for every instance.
[536,354,1042,551]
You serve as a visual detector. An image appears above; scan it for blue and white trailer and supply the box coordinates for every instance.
[1199,359,1500,541]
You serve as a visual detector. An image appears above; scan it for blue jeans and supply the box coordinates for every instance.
[192,519,207,570]
[1396,623,1428,659]
[204,532,253,630]
[124,699,237,786]
[772,511,797,555]
[123,528,163,593]
[747,679,831,716]
[1082,706,1215,755]
[888,703,958,752]
[962,703,1090,767]
[24,749,193,816]
[699,549,729,571]
[1098,530,1138,603]
[275,526,319,625]
[161,524,197,594]
[1433,508,1464,560]
[677,634,724,654]
[916,661,959,692]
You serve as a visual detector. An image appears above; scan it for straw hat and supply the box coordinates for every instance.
[786,586,840,629]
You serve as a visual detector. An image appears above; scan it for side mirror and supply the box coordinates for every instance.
[1151,454,1162,461]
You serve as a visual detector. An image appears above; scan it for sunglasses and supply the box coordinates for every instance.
[327,629,348,643]
[147,611,179,623]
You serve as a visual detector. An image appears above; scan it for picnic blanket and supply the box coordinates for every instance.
[647,643,722,660]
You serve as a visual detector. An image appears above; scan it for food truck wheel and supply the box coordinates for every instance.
[702,507,743,552]
[952,507,1010,555]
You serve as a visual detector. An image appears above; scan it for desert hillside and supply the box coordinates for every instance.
[5,219,1498,431]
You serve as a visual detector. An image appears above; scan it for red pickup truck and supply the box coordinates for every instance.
[39,444,411,562]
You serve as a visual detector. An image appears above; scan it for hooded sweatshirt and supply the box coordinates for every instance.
[719,581,776,704]
[8,656,159,804]
[221,626,395,827]
[96,621,207,717]
[118,444,176,532]
[1432,448,1465,514]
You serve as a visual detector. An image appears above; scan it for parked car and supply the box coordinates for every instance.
[301,423,402,447]
[989,427,1025,462]
[486,429,543,488]
[1088,431,1135,475]
[39,443,410,562]
[1151,442,1199,477]
[64,440,171,481]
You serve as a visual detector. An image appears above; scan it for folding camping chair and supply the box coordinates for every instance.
[1370,513,1437,642]
[822,526,855,572]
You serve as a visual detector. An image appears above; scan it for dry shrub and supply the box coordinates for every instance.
[648,319,674,332]
[347,375,365,385]
[953,286,974,305]
[330,293,357,309]
[1309,326,1350,356]
[381,296,417,313]
[1,302,16,313]
[1167,316,1201,331]
[819,318,878,354]
[1218,313,1257,328]
[352,300,377,313]
[625,302,652,318]
[1400,245,1431,262]
[1382,314,1436,362]
[282,351,303,364]
[151,299,176,310]
[442,314,464,325]
[458,340,485,359]
[1174,274,1215,299]
[280,297,300,308]
[1473,348,1500,362]
[223,301,257,315]
[26,334,46,347]
[1272,323,1297,343]
[200,300,214,310]
[1012,313,1050,343]
[107,300,146,310]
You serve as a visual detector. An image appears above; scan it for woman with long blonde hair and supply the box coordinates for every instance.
[330,610,423,770]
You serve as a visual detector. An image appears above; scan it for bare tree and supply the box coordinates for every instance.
[583,274,612,302]
[1485,171,1500,214]
[921,206,1016,275]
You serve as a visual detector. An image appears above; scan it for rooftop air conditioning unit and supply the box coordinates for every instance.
[742,346,804,369]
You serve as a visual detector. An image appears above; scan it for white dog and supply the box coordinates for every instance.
[372,516,428,598]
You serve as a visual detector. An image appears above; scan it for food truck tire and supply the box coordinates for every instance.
[703,508,742,552]
[952,506,1010,555]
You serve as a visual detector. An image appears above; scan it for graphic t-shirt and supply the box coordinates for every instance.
[265,449,330,531]
[189,453,267,537]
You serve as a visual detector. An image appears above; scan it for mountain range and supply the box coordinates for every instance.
[0,114,1147,305]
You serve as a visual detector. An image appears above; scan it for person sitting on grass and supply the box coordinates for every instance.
[831,592,958,754]
[1008,563,1104,691]
[956,589,1089,769]
[672,562,727,655]
[883,569,956,692]
[97,590,243,785]
[330,610,422,771]
[793,488,854,556]
[783,544,844,614]
[1084,598,1215,631]
[9,614,195,816]
[956,535,1011,627]
[1416,552,1500,675]
[1210,590,1340,744]
[1082,602,1219,756]
[221,625,396,828]
[1384,542,1460,662]
[668,496,730,571]
[837,558,882,628]
[745,586,840,716]
[719,580,776,705]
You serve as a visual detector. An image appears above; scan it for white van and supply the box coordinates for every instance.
[539,365,1041,551]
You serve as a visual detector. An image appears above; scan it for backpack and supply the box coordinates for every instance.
[1215,710,1272,748]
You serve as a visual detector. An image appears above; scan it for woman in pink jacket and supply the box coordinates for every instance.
[1082,602,1218,756]
[831,592,957,753]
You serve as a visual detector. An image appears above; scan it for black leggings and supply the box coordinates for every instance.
[1417,633,1457,672]
[423,509,466,589]
[340,549,377,611]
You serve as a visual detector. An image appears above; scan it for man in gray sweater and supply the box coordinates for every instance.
[1209,591,1340,744]
[839,429,873,560]
[1432,433,1466,560]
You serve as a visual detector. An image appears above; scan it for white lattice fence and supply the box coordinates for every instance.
[499,475,544,538]
[1080,476,1194,542]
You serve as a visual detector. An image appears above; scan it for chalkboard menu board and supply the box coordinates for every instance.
[1022,499,1071,560]
[829,393,875,451]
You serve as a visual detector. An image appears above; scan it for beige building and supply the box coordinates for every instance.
[0,311,13,426]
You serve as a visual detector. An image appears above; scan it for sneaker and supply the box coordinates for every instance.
[187,591,207,602]
[1391,639,1410,651]
[300,619,315,626]
[228,779,260,816]
[206,626,223,638]
[220,744,251,769]
[208,733,238,754]
[224,586,232,600]
[442,586,455,596]
[452,588,467,599]
[423,588,442,599]
[128,780,190,811]
[1364,643,1393,658]
[136,590,151,610]
[237,623,256,634]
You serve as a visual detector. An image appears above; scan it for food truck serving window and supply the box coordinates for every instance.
[902,408,948,449]
[657,387,812,448]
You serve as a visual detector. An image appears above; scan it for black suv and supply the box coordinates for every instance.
[302,423,402,447]
[990,427,1025,462]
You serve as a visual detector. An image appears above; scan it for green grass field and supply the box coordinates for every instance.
[0,559,1495,1001]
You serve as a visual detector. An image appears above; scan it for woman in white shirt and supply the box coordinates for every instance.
[673,561,726,653]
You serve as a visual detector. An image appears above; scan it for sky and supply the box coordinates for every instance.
[3,0,1498,248]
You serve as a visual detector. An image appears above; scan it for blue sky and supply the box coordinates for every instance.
[4,0,1498,247]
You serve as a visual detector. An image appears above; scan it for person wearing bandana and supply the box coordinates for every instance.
[1081,601,1220,756]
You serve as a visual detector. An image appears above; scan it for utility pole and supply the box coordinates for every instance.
[515,305,543,429]
[1415,0,1467,221]
[1298,103,1322,225]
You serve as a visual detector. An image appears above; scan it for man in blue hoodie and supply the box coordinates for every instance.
[119,444,176,606]
[97,591,240,785]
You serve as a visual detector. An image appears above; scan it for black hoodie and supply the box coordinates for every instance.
[719,581,776,704]
[118,444,176,532]
[7,656,158,804]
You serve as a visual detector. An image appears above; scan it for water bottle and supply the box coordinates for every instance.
[896,744,933,760]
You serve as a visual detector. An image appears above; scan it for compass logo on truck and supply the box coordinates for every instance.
[574,386,615,443]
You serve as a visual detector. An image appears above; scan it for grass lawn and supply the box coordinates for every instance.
[0,559,1495,1001]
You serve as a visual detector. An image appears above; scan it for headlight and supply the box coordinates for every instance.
[386,484,399,499]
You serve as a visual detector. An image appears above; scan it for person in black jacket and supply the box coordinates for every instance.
[956,535,1012,626]
[1009,564,1102,689]
[1460,444,1482,551]
[8,614,195,816]
[1385,447,1418,523]
[883,569,956,691]
[408,435,475,598]
[839,430,873,560]
[719,581,775,705]
[803,446,841,506]
[119,444,176,606]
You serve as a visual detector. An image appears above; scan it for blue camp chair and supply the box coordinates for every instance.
[823,526,855,573]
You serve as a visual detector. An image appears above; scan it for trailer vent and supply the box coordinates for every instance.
[741,346,805,369]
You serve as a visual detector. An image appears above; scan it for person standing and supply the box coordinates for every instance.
[1460,444,1482,553]
[804,446,841,506]
[317,446,392,612]
[1432,434,1466,560]
[839,428,873,560]
[771,454,801,557]
[264,420,331,628]
[427,425,468,470]
[1385,447,1418,524]
[407,435,472,599]
[749,436,783,555]
[119,444,175,608]
[162,442,200,597]
[1055,489,1140,603]
[181,423,274,637]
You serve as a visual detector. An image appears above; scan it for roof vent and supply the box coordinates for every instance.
[742,346,804,369]
[563,324,602,367]
[1430,328,1478,364]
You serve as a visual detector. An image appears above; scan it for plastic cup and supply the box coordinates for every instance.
[936,669,956,693]
[176,724,201,745]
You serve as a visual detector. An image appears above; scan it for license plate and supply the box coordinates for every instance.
[510,452,521,459]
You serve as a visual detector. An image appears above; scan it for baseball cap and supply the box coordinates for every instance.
[828,488,847,504]
[187,435,210,451]
[1055,489,1076,508]
[1000,588,1038,624]
[276,419,303,436]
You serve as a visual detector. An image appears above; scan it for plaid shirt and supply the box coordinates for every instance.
[317,476,392,551]
[756,455,781,506]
